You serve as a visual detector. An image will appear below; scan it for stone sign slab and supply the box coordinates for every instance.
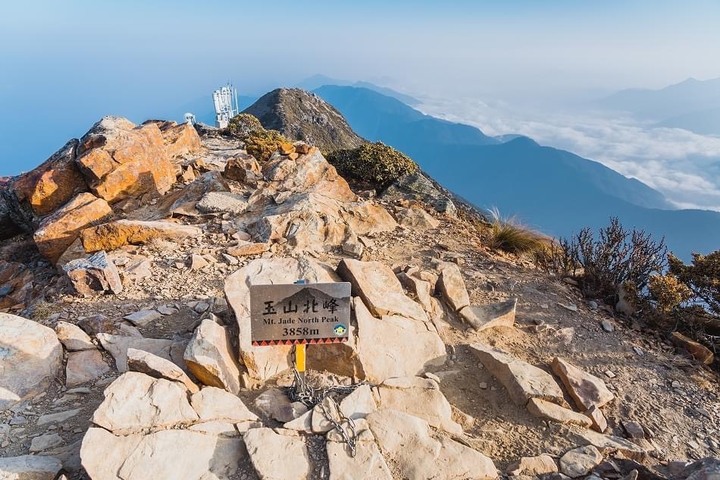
[250,283,351,345]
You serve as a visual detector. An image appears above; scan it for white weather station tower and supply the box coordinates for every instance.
[212,83,240,129]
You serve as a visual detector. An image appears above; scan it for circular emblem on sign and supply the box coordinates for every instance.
[333,324,347,336]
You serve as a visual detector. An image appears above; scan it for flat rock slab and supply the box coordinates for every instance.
[123,309,162,327]
[197,191,248,215]
[355,299,446,383]
[0,313,63,410]
[337,259,428,323]
[81,219,202,253]
[29,433,64,452]
[184,319,242,394]
[91,372,199,435]
[436,262,470,312]
[367,409,497,480]
[375,376,462,435]
[190,386,258,423]
[459,298,517,332]
[551,357,614,410]
[80,427,246,480]
[244,428,310,480]
[127,348,199,394]
[37,408,81,426]
[526,398,592,428]
[469,343,564,406]
[0,455,63,480]
[96,333,185,372]
[66,349,111,387]
[55,321,95,351]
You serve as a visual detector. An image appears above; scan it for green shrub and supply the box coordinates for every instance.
[561,217,667,302]
[225,113,264,139]
[244,129,290,163]
[327,142,419,191]
[668,251,720,316]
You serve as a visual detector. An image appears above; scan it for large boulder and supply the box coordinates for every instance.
[0,313,63,410]
[75,117,176,204]
[243,149,396,250]
[91,372,199,435]
[337,259,428,323]
[355,299,445,383]
[33,192,112,263]
[244,428,310,480]
[156,121,203,160]
[184,319,243,394]
[224,257,340,383]
[81,219,202,253]
[11,139,87,217]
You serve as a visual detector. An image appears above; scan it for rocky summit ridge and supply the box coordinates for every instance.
[243,88,365,153]
[0,95,718,480]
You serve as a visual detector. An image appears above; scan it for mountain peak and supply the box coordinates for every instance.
[242,88,365,152]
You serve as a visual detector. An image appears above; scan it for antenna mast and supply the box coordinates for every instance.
[212,83,240,129]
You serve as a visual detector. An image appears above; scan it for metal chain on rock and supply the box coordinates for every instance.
[287,368,368,457]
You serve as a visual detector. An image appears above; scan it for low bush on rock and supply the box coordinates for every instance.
[225,113,264,139]
[244,129,291,163]
[327,142,419,191]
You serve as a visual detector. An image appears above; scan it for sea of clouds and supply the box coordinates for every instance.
[417,96,720,212]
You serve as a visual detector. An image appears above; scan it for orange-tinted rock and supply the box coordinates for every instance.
[158,122,202,160]
[75,117,176,204]
[81,219,202,252]
[226,242,270,257]
[11,140,88,216]
[223,155,262,184]
[671,332,714,365]
[33,193,112,263]
[0,263,34,310]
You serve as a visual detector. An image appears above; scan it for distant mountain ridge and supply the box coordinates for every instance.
[596,77,720,121]
[311,85,720,259]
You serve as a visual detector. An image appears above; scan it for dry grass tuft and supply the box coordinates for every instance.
[486,207,549,255]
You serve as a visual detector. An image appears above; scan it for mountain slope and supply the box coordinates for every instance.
[315,85,720,259]
[597,77,720,120]
[243,88,364,152]
[656,106,720,136]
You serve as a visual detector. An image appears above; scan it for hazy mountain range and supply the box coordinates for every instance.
[596,77,720,136]
[312,85,720,260]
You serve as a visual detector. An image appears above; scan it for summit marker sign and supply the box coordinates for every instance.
[250,282,351,346]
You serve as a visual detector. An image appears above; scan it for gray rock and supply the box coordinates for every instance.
[96,334,185,372]
[0,313,63,410]
[62,250,123,296]
[383,172,457,217]
[37,408,81,426]
[66,349,111,386]
[197,191,248,215]
[123,309,162,327]
[459,298,517,332]
[29,433,64,452]
[0,455,63,479]
[559,445,603,478]
[55,321,95,351]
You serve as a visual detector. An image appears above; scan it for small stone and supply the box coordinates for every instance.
[29,433,64,452]
[123,309,162,327]
[37,409,81,426]
[601,319,614,332]
[622,420,645,439]
[193,301,210,313]
[671,380,681,388]
[559,445,603,478]
[506,454,558,476]
[558,302,578,312]
[221,253,238,265]
[478,382,488,390]
[586,405,608,433]
[55,321,95,351]
[157,305,178,316]
[188,254,209,271]
[604,370,616,379]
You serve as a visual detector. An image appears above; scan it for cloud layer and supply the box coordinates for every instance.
[418,97,720,211]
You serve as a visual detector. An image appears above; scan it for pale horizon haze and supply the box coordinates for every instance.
[2,0,719,210]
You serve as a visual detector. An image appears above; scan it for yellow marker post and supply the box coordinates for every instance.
[295,344,307,373]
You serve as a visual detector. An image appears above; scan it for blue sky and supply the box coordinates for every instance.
[1,0,719,175]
